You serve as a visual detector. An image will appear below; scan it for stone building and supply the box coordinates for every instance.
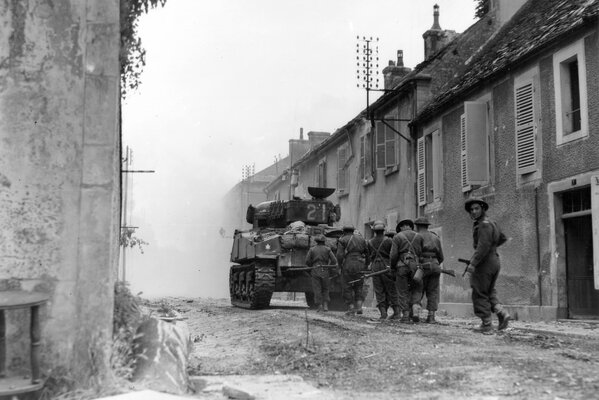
[413,0,599,319]
[0,0,121,384]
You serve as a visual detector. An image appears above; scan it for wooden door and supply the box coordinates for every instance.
[564,215,599,318]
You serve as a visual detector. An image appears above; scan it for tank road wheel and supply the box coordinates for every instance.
[304,292,316,309]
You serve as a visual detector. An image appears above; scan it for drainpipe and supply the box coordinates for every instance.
[535,186,543,306]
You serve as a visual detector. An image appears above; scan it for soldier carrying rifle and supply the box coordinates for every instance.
[413,217,444,323]
[305,234,338,312]
[367,221,400,320]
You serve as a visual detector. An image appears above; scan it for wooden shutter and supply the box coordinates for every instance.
[365,132,372,177]
[432,130,442,200]
[460,114,470,192]
[359,136,365,180]
[417,136,426,206]
[338,146,347,191]
[385,125,396,167]
[465,101,489,186]
[515,80,537,174]
[375,121,386,169]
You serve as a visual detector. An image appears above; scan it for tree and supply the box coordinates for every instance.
[475,0,490,19]
[120,0,168,98]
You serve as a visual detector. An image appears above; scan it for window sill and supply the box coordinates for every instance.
[361,176,375,187]
[384,166,399,177]
[557,130,588,146]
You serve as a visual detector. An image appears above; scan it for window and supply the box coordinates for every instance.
[460,102,489,192]
[553,39,588,145]
[515,79,537,175]
[317,159,326,187]
[375,120,397,170]
[337,144,348,192]
[417,129,442,206]
[360,133,373,182]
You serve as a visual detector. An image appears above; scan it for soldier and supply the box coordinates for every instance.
[464,197,511,332]
[336,225,369,315]
[413,217,444,323]
[305,234,337,312]
[367,221,400,320]
[390,219,423,323]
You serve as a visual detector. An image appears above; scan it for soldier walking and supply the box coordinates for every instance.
[390,219,423,323]
[367,221,400,320]
[464,197,511,332]
[305,234,338,312]
[413,217,444,323]
[337,225,369,315]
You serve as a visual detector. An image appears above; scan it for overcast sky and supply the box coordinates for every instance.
[122,0,477,299]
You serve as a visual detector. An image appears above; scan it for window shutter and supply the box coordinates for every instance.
[338,146,347,191]
[375,121,386,169]
[359,136,365,180]
[464,101,489,186]
[385,126,396,167]
[432,130,442,200]
[515,80,537,174]
[460,114,469,192]
[365,132,372,176]
[417,136,426,206]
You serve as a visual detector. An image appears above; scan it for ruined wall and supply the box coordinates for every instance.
[0,0,120,377]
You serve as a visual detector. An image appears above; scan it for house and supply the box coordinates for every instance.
[412,0,599,319]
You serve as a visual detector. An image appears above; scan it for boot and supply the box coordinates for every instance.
[316,305,324,313]
[345,303,355,315]
[477,320,493,333]
[494,304,511,330]
[400,310,412,323]
[378,306,388,320]
[411,304,421,323]
[356,300,364,315]
[389,306,401,320]
[323,301,329,312]
[425,311,436,323]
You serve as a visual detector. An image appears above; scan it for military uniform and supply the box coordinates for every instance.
[305,236,338,312]
[414,217,444,323]
[390,226,423,321]
[336,227,369,314]
[465,197,511,331]
[368,224,399,319]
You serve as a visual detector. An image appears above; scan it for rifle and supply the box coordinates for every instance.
[290,264,338,272]
[348,267,392,284]
[418,262,456,277]
[458,258,471,277]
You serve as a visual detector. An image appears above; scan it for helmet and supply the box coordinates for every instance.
[414,217,431,226]
[372,220,385,231]
[342,225,355,232]
[396,219,414,232]
[464,197,489,213]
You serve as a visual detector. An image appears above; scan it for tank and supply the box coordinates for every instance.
[229,187,345,309]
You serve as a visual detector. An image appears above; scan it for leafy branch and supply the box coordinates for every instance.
[120,227,149,254]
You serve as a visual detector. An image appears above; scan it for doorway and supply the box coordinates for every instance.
[562,188,598,318]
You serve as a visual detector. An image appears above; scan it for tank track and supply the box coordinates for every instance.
[230,260,275,309]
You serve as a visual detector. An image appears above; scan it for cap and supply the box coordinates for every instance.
[414,217,431,226]
[396,219,414,232]
[372,220,385,231]
[464,197,489,213]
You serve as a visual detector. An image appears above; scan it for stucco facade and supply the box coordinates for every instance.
[0,0,120,378]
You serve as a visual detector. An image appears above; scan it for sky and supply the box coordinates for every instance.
[122,0,477,299]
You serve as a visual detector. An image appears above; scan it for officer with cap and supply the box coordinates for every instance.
[464,197,511,332]
[305,234,338,312]
[390,218,423,322]
[367,221,400,320]
[336,225,369,315]
[414,217,444,323]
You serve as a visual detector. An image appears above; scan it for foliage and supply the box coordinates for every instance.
[120,0,168,98]
[475,0,490,18]
[120,227,149,254]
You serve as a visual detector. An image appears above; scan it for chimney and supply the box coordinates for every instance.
[289,128,309,169]
[422,4,457,60]
[382,50,412,89]
[307,131,330,150]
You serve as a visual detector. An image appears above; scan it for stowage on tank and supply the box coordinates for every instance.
[229,187,344,309]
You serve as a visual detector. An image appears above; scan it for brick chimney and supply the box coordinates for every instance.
[307,131,330,150]
[289,127,309,166]
[422,4,457,60]
[382,50,412,89]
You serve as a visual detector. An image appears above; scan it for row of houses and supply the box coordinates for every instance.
[226,0,599,320]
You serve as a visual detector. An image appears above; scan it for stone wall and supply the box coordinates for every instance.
[0,0,120,378]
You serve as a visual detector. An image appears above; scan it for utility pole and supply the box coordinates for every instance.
[356,36,380,116]
[120,146,155,282]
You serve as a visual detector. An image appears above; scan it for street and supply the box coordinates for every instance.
[162,297,599,399]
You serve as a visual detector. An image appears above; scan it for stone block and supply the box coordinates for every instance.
[84,74,118,145]
[82,144,115,186]
[86,0,119,23]
[78,187,112,243]
[85,23,119,77]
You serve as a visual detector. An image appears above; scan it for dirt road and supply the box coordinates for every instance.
[167,297,599,399]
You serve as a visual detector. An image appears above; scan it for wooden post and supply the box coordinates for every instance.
[30,306,41,383]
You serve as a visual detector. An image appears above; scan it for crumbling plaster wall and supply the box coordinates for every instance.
[0,0,120,376]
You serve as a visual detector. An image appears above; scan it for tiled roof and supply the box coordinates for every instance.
[413,0,599,124]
